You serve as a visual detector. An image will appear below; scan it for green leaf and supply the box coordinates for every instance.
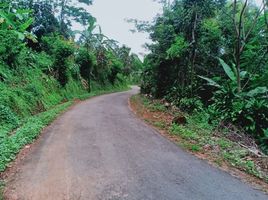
[246,87,268,97]
[0,11,15,28]
[16,13,23,21]
[166,35,189,59]
[14,31,25,40]
[198,75,222,88]
[240,71,247,79]
[231,63,238,78]
[19,18,34,32]
[16,9,32,15]
[25,32,38,43]
[78,0,93,5]
[262,129,268,137]
[219,58,236,81]
[72,30,82,35]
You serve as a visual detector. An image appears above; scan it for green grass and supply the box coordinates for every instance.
[217,138,233,150]
[170,119,263,179]
[148,102,166,112]
[153,121,166,129]
[222,149,262,178]
[170,124,199,141]
[180,142,202,152]
[139,95,167,112]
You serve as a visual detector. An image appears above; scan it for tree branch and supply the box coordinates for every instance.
[244,4,265,44]
[233,0,239,35]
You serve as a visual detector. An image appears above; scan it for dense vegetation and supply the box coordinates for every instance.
[0,0,142,171]
[138,0,268,153]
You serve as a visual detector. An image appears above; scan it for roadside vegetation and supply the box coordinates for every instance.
[132,0,268,155]
[130,94,268,191]
[128,0,268,190]
[0,0,142,173]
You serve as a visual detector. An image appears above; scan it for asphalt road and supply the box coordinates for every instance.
[4,87,268,200]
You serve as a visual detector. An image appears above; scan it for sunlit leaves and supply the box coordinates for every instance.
[166,35,189,59]
[0,8,37,42]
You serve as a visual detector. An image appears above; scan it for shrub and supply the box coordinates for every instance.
[54,40,74,87]
[208,89,268,153]
[178,97,203,112]
[41,36,75,87]
[0,64,12,82]
[76,48,96,92]
[0,105,19,128]
[0,30,23,67]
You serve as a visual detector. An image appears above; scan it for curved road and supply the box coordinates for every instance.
[5,87,268,200]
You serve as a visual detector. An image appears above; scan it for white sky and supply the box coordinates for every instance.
[75,0,263,58]
[86,0,162,57]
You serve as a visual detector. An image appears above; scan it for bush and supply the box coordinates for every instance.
[0,30,23,67]
[178,97,203,112]
[41,36,75,86]
[208,88,268,153]
[54,39,74,87]
[76,48,96,92]
[0,105,19,128]
[0,64,12,82]
[140,66,157,95]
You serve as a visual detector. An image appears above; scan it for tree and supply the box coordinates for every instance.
[137,0,268,152]
[30,1,60,38]
[57,0,93,37]
[231,0,265,92]
[76,47,96,92]
[0,2,37,42]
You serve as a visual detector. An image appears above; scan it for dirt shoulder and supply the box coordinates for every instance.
[129,94,268,193]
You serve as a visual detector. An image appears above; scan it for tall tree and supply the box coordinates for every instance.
[230,0,265,92]
[56,0,93,37]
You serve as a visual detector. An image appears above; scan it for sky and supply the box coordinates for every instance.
[75,0,264,58]
[86,0,162,57]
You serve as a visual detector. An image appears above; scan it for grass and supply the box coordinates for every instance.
[130,94,268,185]
[180,142,202,152]
[0,180,3,200]
[148,102,167,112]
[170,124,199,141]
[217,138,233,150]
[139,96,167,112]
[153,121,166,129]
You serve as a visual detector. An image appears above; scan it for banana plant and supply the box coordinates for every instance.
[76,17,118,52]
[0,7,37,42]
[198,58,268,97]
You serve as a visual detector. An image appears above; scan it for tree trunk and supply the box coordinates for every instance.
[190,11,198,97]
[234,0,248,93]
[59,0,67,35]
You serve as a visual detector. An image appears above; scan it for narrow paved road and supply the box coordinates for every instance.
[5,87,268,200]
